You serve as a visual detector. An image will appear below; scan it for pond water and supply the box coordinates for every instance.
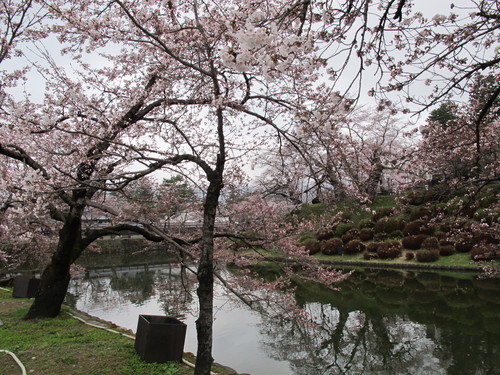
[65,254,500,375]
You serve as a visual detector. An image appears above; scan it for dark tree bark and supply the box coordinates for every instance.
[194,101,225,374]
[194,178,222,375]
[365,158,384,201]
[194,170,224,375]
[23,209,84,319]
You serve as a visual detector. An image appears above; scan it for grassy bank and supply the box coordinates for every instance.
[0,289,237,375]
[312,251,486,271]
[294,184,499,269]
[242,248,487,272]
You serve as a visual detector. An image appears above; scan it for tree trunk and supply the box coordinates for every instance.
[365,161,384,201]
[194,178,222,375]
[23,213,83,320]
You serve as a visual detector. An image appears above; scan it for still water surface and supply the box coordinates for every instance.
[65,256,500,375]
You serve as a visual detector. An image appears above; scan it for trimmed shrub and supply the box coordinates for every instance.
[421,237,440,249]
[455,238,474,253]
[416,249,440,263]
[364,252,378,260]
[342,229,359,244]
[359,228,374,241]
[389,230,403,239]
[304,242,321,255]
[374,232,389,241]
[473,230,498,245]
[374,216,405,234]
[344,240,366,254]
[439,238,454,247]
[402,234,428,250]
[439,245,456,256]
[358,218,375,229]
[335,223,353,237]
[435,232,447,241]
[316,230,336,241]
[403,220,434,236]
[405,251,415,261]
[366,242,380,253]
[471,244,499,261]
[388,240,402,250]
[321,238,344,255]
[377,242,402,260]
[439,222,454,234]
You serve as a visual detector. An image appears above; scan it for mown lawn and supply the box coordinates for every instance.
[0,289,237,375]
[313,251,484,269]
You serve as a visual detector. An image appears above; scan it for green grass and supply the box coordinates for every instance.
[289,185,500,272]
[0,289,240,375]
[370,194,398,208]
[0,291,191,375]
[312,251,483,269]
[241,246,484,271]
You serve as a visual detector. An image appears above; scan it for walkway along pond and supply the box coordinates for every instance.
[63,252,500,375]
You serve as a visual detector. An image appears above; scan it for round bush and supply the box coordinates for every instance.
[358,218,375,229]
[374,216,405,234]
[364,251,378,260]
[316,230,336,241]
[304,242,321,255]
[321,238,344,255]
[376,243,402,260]
[374,232,389,241]
[342,229,359,244]
[421,237,440,249]
[366,242,380,253]
[473,230,498,245]
[470,244,499,261]
[439,238,455,247]
[455,238,474,253]
[403,220,434,236]
[439,245,456,256]
[405,251,415,261]
[438,222,454,234]
[388,240,402,249]
[344,240,366,254]
[416,249,440,263]
[402,234,428,250]
[359,228,374,241]
[389,230,403,239]
[335,223,353,237]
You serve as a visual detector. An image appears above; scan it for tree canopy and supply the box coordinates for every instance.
[0,1,498,374]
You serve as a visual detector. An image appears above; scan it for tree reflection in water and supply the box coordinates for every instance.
[66,263,196,320]
[66,263,499,375]
[258,269,499,375]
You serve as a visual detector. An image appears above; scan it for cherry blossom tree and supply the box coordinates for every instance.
[0,0,52,269]
[1,1,498,374]
[257,144,310,205]
[1,1,348,374]
[259,106,416,203]
[0,65,178,316]
[415,73,499,185]
[295,0,499,116]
